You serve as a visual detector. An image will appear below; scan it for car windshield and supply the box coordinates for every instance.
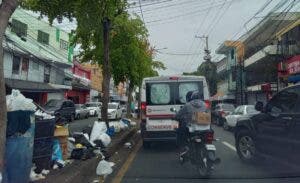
[222,104,235,111]
[44,100,62,108]
[85,103,98,107]
[108,104,118,109]
[75,104,81,109]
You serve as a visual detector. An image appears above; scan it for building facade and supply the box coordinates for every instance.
[216,12,300,105]
[3,8,74,105]
[82,63,103,102]
[66,61,91,104]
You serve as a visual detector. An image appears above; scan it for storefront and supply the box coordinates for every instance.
[278,55,300,86]
[5,78,60,105]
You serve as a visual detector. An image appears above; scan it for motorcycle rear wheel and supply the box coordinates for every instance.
[197,162,212,178]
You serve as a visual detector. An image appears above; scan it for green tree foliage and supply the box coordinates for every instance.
[110,14,164,87]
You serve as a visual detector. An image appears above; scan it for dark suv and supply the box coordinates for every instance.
[212,103,235,126]
[44,99,76,122]
[235,84,300,163]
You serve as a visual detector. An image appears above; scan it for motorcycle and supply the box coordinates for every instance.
[181,124,220,177]
[172,108,221,177]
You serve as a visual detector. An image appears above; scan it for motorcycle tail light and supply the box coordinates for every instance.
[205,131,214,144]
[204,100,211,109]
[220,111,225,117]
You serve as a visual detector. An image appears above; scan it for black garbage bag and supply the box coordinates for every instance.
[7,111,33,137]
[72,133,93,148]
[71,148,84,159]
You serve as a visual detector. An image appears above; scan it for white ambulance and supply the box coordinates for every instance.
[140,75,210,148]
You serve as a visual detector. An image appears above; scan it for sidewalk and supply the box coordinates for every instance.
[34,127,137,183]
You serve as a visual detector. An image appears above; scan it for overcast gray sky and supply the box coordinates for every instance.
[128,0,286,75]
[50,0,299,76]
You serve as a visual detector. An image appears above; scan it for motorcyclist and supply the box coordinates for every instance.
[175,90,209,158]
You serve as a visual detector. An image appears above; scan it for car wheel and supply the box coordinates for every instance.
[70,114,75,122]
[85,113,89,119]
[216,118,221,126]
[94,111,97,117]
[236,130,257,163]
[223,121,230,131]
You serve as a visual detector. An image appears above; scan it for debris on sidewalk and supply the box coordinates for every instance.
[124,142,132,149]
[96,160,114,176]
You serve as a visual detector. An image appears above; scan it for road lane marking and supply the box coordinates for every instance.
[222,141,236,152]
[111,140,142,183]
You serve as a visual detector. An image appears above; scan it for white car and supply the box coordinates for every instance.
[85,102,101,116]
[98,102,122,120]
[224,105,259,130]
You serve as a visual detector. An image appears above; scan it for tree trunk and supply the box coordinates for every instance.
[126,82,134,118]
[0,0,19,172]
[101,17,111,128]
[138,84,141,120]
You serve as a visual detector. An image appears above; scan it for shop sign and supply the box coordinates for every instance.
[287,56,300,75]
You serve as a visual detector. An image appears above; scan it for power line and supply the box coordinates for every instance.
[183,0,218,72]
[128,0,173,9]
[142,0,200,13]
[146,0,232,24]
[185,0,232,71]
[156,50,201,56]
[138,0,145,23]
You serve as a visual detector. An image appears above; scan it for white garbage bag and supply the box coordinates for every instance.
[90,121,107,146]
[6,89,36,112]
[109,122,121,133]
[96,160,113,175]
[99,133,111,147]
[119,120,127,129]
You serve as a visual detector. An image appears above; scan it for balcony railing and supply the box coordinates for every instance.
[244,45,281,67]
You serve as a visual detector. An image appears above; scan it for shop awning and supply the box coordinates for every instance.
[72,82,90,91]
[288,74,300,83]
[5,78,61,93]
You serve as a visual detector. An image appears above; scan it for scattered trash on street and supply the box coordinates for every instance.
[124,142,132,149]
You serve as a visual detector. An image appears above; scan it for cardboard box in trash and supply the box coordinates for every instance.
[192,112,211,125]
[54,126,69,160]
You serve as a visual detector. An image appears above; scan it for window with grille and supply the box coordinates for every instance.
[38,30,49,45]
[11,19,27,37]
[60,39,69,50]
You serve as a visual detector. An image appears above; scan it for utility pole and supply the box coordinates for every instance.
[195,35,211,62]
[195,35,217,96]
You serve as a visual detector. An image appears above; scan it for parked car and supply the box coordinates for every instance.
[224,105,259,130]
[212,103,235,126]
[85,102,101,116]
[75,104,90,119]
[98,102,122,120]
[235,84,300,164]
[44,99,76,122]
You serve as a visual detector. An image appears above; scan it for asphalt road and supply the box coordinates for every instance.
[118,125,300,183]
[68,116,98,135]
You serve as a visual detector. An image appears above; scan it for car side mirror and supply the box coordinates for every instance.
[255,101,264,112]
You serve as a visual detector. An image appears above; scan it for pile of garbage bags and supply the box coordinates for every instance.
[67,121,112,161]
[6,89,36,112]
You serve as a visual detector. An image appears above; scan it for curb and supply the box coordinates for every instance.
[106,128,137,157]
[35,127,137,183]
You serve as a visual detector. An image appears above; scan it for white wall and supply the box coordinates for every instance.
[47,93,64,101]
[4,50,45,82]
[11,9,71,63]
[28,60,44,82]
[4,52,12,78]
